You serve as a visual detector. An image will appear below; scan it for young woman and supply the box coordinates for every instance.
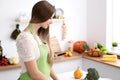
[16,1,59,80]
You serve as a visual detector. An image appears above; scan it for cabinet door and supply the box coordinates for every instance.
[53,58,82,74]
[82,58,120,80]
[0,68,21,80]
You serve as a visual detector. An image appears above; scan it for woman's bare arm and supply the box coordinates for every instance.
[25,59,48,80]
[50,68,59,80]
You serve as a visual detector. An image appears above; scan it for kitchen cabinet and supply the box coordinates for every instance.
[53,58,82,74]
[0,68,21,80]
[82,58,120,80]
[57,70,112,80]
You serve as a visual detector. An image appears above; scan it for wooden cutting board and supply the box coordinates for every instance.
[50,36,61,54]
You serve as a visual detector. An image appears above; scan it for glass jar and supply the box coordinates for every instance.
[68,40,73,52]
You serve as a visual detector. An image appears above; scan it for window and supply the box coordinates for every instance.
[112,0,120,43]
[107,0,120,54]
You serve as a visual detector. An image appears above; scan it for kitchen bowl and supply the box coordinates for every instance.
[86,51,103,57]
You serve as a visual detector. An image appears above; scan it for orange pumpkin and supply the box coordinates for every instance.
[74,67,83,79]
[73,41,89,53]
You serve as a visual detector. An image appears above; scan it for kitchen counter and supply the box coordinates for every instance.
[0,52,82,70]
[0,52,120,70]
[0,63,21,70]
[54,52,120,68]
[54,52,82,62]
[82,53,120,68]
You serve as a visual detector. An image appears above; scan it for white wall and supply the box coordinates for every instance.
[0,0,41,57]
[49,0,87,51]
[0,0,87,57]
[87,0,107,48]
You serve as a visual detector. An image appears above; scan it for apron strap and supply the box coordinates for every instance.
[28,24,40,45]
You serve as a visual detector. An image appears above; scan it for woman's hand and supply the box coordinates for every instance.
[50,68,59,80]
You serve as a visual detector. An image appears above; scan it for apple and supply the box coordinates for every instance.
[100,47,107,51]
[100,47,108,54]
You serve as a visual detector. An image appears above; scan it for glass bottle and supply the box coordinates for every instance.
[10,24,21,40]
[0,40,3,59]
[68,40,73,52]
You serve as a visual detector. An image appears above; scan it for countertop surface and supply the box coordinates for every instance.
[82,53,120,68]
[0,52,120,70]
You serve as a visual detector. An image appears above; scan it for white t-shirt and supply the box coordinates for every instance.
[16,32,42,73]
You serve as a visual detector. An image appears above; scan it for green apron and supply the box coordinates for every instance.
[18,24,51,80]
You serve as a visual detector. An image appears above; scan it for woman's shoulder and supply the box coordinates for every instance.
[16,32,33,40]
[16,31,37,48]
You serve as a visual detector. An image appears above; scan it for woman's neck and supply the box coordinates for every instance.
[24,23,41,35]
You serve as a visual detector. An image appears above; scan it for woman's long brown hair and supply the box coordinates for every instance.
[30,0,55,65]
